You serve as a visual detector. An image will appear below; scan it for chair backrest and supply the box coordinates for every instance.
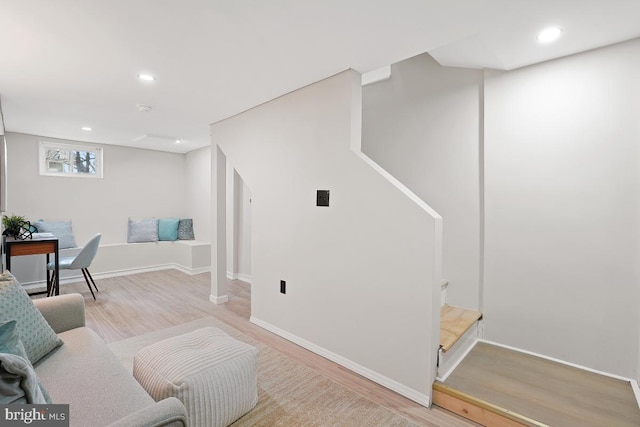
[70,233,102,270]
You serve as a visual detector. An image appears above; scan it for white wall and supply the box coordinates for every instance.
[225,167,252,282]
[236,179,251,281]
[362,53,483,310]
[483,39,640,378]
[361,40,640,380]
[0,98,6,213]
[5,132,192,283]
[211,70,442,404]
[6,132,189,245]
[0,98,5,134]
[186,146,211,242]
[225,164,236,276]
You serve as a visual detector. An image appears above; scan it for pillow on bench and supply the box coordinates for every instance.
[128,218,159,243]
[34,220,77,249]
[158,218,179,241]
[177,219,195,240]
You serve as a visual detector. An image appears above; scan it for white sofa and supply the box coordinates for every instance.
[33,294,188,427]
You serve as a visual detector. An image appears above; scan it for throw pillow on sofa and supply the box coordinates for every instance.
[0,320,28,357]
[158,218,180,241]
[127,218,159,243]
[0,271,63,364]
[0,320,51,404]
[34,220,77,249]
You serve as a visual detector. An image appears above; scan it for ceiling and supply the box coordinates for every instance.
[1,0,638,154]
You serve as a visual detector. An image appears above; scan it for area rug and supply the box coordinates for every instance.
[108,317,418,426]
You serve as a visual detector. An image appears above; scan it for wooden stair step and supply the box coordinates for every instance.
[439,304,482,352]
[433,382,548,427]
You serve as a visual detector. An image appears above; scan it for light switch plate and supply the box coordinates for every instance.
[316,190,330,207]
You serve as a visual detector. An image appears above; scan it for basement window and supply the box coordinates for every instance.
[39,141,103,178]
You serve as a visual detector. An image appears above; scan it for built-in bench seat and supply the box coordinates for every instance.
[11,240,211,288]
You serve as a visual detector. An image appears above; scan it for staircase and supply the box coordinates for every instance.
[435,285,640,426]
[439,304,482,352]
[433,342,640,426]
[436,301,484,405]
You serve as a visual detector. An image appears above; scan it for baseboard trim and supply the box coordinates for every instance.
[250,316,430,407]
[226,272,251,283]
[209,294,229,304]
[631,380,640,410]
[172,264,211,276]
[237,273,252,284]
[20,264,210,289]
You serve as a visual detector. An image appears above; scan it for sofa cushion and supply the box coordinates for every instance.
[0,272,63,364]
[128,218,159,243]
[35,327,155,426]
[34,220,77,249]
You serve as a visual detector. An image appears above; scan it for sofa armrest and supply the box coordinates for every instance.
[33,294,86,333]
[106,398,187,427]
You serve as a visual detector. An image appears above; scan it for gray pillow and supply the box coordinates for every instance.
[34,220,77,249]
[0,353,50,404]
[177,218,195,240]
[0,271,63,364]
[127,218,159,243]
[0,320,51,404]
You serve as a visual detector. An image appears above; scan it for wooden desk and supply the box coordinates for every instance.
[5,238,60,296]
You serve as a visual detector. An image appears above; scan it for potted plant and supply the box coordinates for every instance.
[2,214,32,240]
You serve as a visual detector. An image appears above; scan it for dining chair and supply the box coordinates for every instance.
[47,233,102,299]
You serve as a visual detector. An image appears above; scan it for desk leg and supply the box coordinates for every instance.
[54,249,60,296]
[46,254,51,295]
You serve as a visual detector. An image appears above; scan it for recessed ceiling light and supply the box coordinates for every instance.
[137,74,156,81]
[175,139,182,144]
[537,27,563,43]
[81,126,92,131]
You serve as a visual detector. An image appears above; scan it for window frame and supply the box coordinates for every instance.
[38,141,103,179]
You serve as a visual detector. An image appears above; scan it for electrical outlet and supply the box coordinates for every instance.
[280,280,286,294]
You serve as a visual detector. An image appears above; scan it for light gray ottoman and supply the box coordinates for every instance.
[133,327,259,427]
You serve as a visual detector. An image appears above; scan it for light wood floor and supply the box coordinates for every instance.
[53,270,477,427]
[438,341,640,427]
